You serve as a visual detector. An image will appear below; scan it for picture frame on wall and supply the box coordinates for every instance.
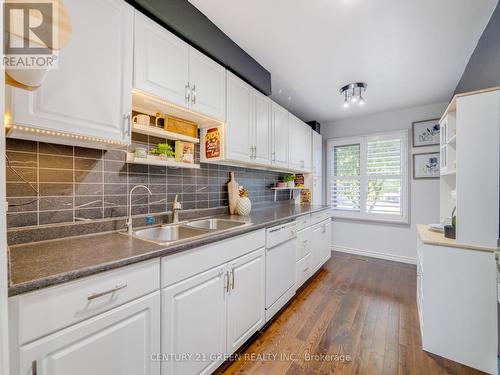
[412,118,440,147]
[413,152,440,179]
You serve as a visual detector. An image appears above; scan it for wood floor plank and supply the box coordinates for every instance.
[219,252,487,375]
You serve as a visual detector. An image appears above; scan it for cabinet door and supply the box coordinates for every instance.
[162,265,227,375]
[17,292,160,375]
[303,125,312,172]
[189,48,226,121]
[11,0,133,143]
[312,131,323,176]
[253,93,271,165]
[226,72,252,162]
[310,223,323,273]
[312,176,323,205]
[271,103,289,169]
[288,116,304,170]
[321,220,332,264]
[227,249,265,353]
[134,12,189,108]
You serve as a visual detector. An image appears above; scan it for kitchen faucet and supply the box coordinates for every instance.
[172,194,182,223]
[127,185,152,234]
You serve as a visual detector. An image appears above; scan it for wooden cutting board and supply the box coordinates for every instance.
[228,172,239,215]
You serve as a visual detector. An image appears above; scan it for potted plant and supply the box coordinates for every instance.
[236,186,252,216]
[283,174,295,188]
[444,207,456,239]
[150,143,175,161]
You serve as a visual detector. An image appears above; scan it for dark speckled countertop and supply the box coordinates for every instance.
[8,204,331,296]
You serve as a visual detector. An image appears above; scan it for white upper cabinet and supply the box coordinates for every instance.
[226,72,253,162]
[189,48,226,120]
[288,115,312,172]
[252,91,272,165]
[312,131,323,176]
[271,103,289,169]
[134,11,189,108]
[10,0,134,144]
[134,13,226,121]
[302,124,312,172]
[18,292,160,375]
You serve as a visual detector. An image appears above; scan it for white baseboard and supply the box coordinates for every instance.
[332,245,417,265]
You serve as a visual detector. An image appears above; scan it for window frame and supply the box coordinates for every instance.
[326,130,410,224]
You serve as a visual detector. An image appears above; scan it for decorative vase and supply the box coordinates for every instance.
[236,197,252,216]
[276,181,286,188]
[286,181,295,188]
[444,225,456,239]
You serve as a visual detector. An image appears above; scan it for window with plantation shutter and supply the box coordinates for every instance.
[327,131,409,223]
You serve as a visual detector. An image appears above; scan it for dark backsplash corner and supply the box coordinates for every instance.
[5,138,291,232]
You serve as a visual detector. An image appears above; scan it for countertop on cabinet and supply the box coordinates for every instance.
[8,204,331,296]
[416,224,495,253]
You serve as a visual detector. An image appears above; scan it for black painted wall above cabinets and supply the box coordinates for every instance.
[454,1,500,95]
[126,0,272,96]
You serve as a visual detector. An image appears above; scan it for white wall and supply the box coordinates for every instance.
[322,102,447,263]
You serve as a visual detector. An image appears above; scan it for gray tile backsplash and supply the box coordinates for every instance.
[6,138,290,228]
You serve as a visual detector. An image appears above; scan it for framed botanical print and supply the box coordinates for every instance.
[413,152,440,179]
[412,119,440,147]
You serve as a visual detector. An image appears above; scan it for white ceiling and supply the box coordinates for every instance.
[188,0,497,123]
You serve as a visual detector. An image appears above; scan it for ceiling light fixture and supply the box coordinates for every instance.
[340,82,367,108]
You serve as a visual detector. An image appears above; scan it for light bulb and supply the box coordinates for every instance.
[358,96,365,106]
[343,101,350,108]
[351,95,358,103]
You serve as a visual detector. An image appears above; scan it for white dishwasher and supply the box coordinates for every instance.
[265,221,297,322]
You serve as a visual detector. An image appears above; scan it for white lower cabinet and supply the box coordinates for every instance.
[310,222,323,273]
[320,220,332,264]
[18,292,160,375]
[227,249,266,353]
[295,214,333,289]
[162,265,227,375]
[161,247,265,375]
[416,230,497,374]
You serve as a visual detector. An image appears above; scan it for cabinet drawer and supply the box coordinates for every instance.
[11,259,160,344]
[310,210,331,225]
[296,214,311,231]
[296,254,311,288]
[296,227,312,261]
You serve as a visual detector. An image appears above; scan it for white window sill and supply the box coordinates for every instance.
[332,213,409,226]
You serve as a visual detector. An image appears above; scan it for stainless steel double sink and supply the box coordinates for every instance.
[128,218,251,245]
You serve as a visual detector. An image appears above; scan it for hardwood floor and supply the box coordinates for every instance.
[220,251,486,375]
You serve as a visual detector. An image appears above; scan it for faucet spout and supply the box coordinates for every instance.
[172,194,182,223]
[127,185,152,235]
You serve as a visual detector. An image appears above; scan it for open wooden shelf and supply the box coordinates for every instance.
[270,187,306,190]
[132,89,225,129]
[440,169,456,177]
[126,153,200,169]
[132,123,199,144]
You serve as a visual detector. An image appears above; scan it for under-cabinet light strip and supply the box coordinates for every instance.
[4,124,128,146]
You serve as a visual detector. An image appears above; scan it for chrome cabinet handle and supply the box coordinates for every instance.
[124,112,131,136]
[87,284,127,301]
[271,152,276,162]
[224,271,230,293]
[185,82,191,105]
[230,268,235,290]
[191,84,196,105]
[32,360,37,375]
